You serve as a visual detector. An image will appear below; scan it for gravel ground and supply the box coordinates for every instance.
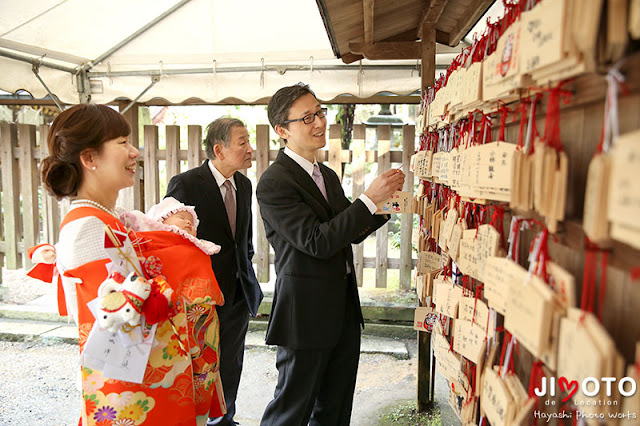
[0,268,456,425]
[1,268,52,305]
[0,340,419,426]
[0,340,80,426]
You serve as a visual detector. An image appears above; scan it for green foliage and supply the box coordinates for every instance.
[389,215,420,254]
[377,401,442,426]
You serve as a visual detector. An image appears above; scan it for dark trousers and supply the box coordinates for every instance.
[208,284,250,425]
[260,291,361,426]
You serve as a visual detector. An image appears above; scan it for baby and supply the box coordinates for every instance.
[120,197,220,255]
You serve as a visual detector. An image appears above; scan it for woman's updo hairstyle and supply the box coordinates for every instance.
[41,104,131,199]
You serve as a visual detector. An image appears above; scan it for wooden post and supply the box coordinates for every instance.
[119,103,141,211]
[187,125,202,170]
[0,123,20,269]
[18,124,39,268]
[165,125,180,183]
[375,125,391,288]
[421,27,437,94]
[352,125,366,286]
[143,125,159,212]
[0,136,4,274]
[40,124,60,244]
[255,124,270,283]
[328,124,342,181]
[418,24,436,412]
[400,125,415,290]
[417,331,433,410]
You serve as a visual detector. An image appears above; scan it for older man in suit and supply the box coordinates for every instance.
[166,117,264,426]
[257,83,405,425]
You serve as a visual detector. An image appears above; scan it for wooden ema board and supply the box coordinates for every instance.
[453,319,487,364]
[417,251,442,274]
[583,152,611,243]
[448,372,471,422]
[448,147,463,190]
[375,190,411,214]
[459,296,491,333]
[455,142,517,202]
[431,152,443,182]
[481,367,515,426]
[608,129,640,249]
[557,309,623,419]
[482,20,525,103]
[439,152,451,185]
[520,0,568,75]
[483,256,523,314]
[412,150,433,179]
[457,225,500,281]
[461,62,483,112]
[438,208,459,252]
[447,220,466,263]
[433,277,463,318]
[414,306,436,332]
[505,272,555,359]
[457,233,480,280]
[432,330,461,384]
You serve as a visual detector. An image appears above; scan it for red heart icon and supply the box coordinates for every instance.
[559,377,579,402]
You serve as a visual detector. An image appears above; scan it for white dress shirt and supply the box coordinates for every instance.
[208,160,237,206]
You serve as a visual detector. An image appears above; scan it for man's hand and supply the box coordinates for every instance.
[364,169,406,205]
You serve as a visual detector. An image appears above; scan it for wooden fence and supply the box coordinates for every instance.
[0,122,417,290]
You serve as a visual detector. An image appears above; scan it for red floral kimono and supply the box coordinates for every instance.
[55,207,225,426]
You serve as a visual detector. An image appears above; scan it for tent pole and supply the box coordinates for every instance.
[88,64,443,78]
[76,69,91,104]
[31,62,65,111]
[121,76,161,114]
[0,47,77,73]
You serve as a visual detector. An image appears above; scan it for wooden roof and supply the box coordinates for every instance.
[317,0,495,64]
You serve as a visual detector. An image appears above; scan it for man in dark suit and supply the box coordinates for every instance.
[166,117,264,426]
[257,83,405,425]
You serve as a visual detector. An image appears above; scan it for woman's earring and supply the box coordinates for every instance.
[92,166,97,170]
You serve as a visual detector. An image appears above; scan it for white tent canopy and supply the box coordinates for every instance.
[0,0,450,104]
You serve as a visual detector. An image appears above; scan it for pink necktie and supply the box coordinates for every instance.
[223,180,236,237]
[312,164,328,201]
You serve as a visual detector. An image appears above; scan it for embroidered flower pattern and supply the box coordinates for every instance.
[94,406,117,422]
[84,371,105,393]
[106,392,133,410]
[84,394,98,416]
[81,391,155,425]
[163,336,182,360]
[120,400,149,422]
[186,304,207,322]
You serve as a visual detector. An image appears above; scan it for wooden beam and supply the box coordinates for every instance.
[363,0,374,45]
[349,41,463,60]
[435,29,451,45]
[421,27,437,92]
[446,0,495,46]
[349,41,420,60]
[418,0,449,37]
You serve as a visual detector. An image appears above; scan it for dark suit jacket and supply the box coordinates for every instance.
[166,161,263,316]
[256,149,389,350]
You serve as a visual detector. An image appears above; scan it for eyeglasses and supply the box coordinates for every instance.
[281,108,328,125]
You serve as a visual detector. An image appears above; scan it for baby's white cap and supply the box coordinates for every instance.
[147,197,199,229]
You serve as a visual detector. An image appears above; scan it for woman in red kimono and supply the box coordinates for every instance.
[40,104,225,426]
